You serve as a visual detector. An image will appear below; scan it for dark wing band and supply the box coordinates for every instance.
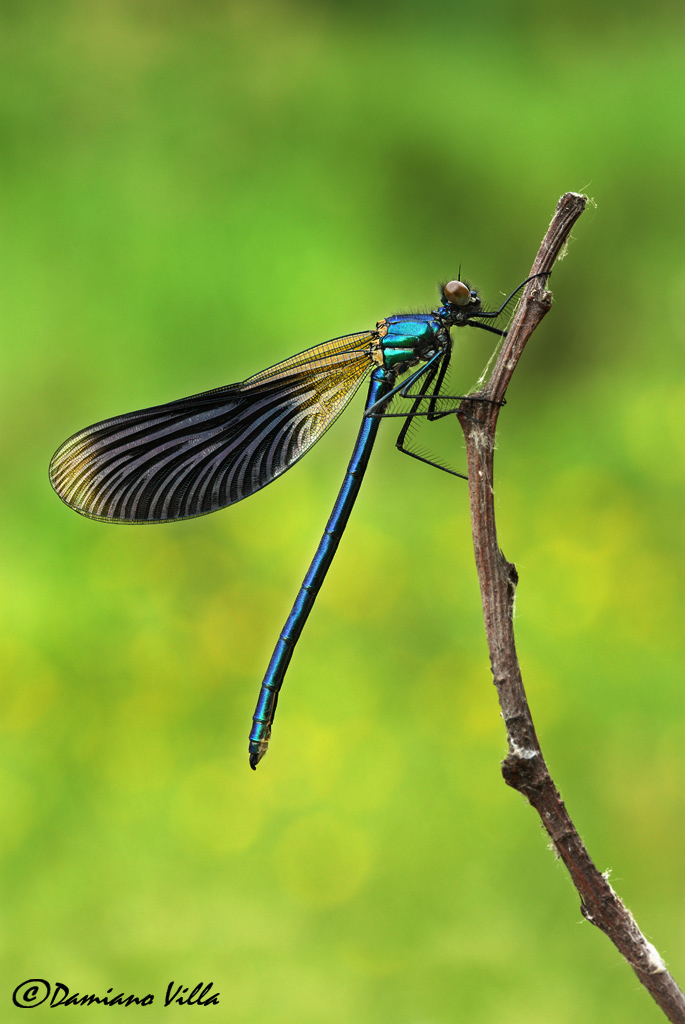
[49,332,375,523]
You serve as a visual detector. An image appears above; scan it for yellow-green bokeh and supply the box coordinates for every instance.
[1,2,683,1021]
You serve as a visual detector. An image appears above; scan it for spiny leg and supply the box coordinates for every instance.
[469,271,549,321]
[364,350,445,418]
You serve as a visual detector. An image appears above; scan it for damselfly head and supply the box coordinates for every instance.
[442,280,478,308]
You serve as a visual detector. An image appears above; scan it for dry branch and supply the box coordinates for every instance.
[458,192,685,1023]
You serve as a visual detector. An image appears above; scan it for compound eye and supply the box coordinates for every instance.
[444,280,471,306]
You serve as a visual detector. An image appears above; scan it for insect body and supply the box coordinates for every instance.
[50,277,528,767]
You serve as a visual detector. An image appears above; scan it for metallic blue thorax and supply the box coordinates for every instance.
[380,313,439,369]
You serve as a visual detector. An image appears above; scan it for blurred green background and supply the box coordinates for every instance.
[1,1,683,1020]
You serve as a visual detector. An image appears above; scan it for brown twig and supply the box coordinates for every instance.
[457,192,685,1022]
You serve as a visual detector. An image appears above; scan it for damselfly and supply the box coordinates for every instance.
[50,276,535,767]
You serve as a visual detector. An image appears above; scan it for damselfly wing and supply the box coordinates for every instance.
[50,332,376,523]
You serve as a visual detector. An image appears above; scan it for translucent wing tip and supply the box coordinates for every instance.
[49,434,105,520]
